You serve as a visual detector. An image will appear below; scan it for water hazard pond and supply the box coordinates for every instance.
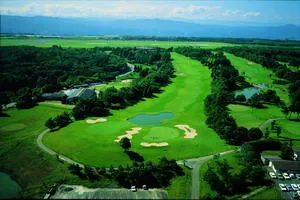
[128,112,175,126]
[0,172,21,198]
[235,84,269,99]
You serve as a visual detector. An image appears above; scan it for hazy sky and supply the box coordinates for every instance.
[1,1,299,24]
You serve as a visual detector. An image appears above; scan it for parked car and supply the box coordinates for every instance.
[296,174,300,179]
[293,192,300,200]
[130,186,137,192]
[142,185,148,190]
[279,184,287,191]
[289,173,295,179]
[286,184,294,191]
[297,184,300,189]
[277,173,284,180]
[297,191,300,196]
[269,172,277,179]
[291,184,299,191]
[283,173,291,180]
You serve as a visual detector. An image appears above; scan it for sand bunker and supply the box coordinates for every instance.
[140,142,169,147]
[114,127,142,142]
[247,62,253,65]
[86,118,107,124]
[121,79,133,83]
[175,124,198,139]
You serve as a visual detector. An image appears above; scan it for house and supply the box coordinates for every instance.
[41,92,67,101]
[269,160,300,173]
[65,88,96,104]
[261,155,281,165]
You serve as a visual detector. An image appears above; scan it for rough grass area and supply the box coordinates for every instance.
[94,81,130,91]
[0,104,117,198]
[249,185,281,200]
[44,53,233,167]
[166,168,191,199]
[0,37,235,49]
[225,53,290,104]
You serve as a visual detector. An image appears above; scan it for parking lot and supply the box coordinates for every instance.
[267,168,300,199]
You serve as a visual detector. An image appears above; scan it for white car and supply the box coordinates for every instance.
[130,186,137,192]
[297,191,300,196]
[279,184,287,191]
[292,184,299,191]
[283,173,291,180]
[296,174,300,179]
[269,172,277,179]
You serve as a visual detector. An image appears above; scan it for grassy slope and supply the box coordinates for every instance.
[249,185,281,200]
[225,53,290,104]
[166,168,191,199]
[0,104,118,198]
[228,104,285,129]
[44,53,233,167]
[0,37,235,49]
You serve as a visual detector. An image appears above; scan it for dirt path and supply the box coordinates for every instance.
[116,63,135,79]
[258,117,285,130]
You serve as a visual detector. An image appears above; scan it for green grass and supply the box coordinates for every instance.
[44,53,234,167]
[249,185,281,200]
[278,61,299,72]
[199,153,244,199]
[228,104,285,128]
[225,53,290,104]
[166,168,191,199]
[0,37,235,49]
[0,104,117,198]
[142,126,180,142]
[94,81,130,91]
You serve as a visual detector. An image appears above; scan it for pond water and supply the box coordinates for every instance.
[128,112,175,126]
[0,172,21,198]
[235,84,269,100]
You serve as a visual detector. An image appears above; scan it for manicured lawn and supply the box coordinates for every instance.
[228,104,285,128]
[94,81,130,91]
[44,53,234,167]
[0,37,235,49]
[225,53,290,104]
[166,168,191,199]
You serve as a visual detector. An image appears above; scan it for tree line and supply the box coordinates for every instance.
[175,47,262,145]
[68,157,184,189]
[0,45,128,108]
[221,46,300,119]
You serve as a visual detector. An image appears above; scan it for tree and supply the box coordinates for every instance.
[45,118,56,130]
[120,137,131,151]
[247,128,263,141]
[275,126,282,137]
[264,128,270,139]
[235,94,246,102]
[280,143,294,160]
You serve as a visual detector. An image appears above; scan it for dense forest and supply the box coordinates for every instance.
[0,46,129,105]
[221,46,300,118]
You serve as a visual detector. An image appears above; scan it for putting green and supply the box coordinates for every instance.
[142,127,180,142]
[0,123,27,132]
[128,112,175,126]
[44,53,233,167]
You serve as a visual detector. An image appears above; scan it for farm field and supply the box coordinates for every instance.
[43,52,234,167]
[0,37,235,49]
[224,53,290,104]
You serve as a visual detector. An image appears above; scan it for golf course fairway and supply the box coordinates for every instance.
[43,53,233,167]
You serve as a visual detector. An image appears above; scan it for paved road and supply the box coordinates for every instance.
[37,116,280,199]
[116,63,135,79]
[37,129,84,168]
[177,149,237,199]
[258,118,284,130]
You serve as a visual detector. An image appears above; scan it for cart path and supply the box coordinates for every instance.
[37,117,279,199]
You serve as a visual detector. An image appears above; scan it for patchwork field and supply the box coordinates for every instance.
[43,53,233,167]
[0,37,235,49]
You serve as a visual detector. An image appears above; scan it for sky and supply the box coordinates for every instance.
[1,1,300,25]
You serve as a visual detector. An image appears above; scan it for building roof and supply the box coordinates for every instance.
[261,155,281,160]
[272,160,300,171]
[66,88,95,100]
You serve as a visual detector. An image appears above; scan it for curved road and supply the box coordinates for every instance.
[36,117,282,199]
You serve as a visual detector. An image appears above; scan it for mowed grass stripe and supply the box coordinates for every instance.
[44,53,233,167]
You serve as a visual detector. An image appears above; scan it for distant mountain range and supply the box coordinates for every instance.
[1,15,300,40]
